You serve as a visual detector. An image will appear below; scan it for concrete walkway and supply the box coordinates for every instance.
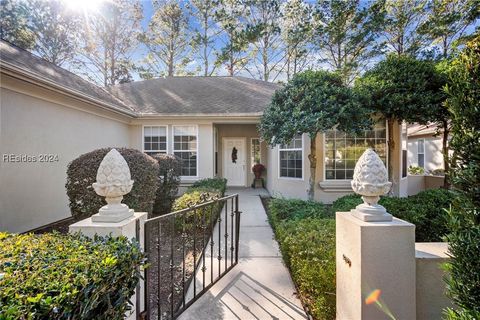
[178,188,308,320]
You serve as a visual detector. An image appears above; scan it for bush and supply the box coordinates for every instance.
[267,198,336,320]
[152,154,181,215]
[331,189,455,242]
[190,177,227,195]
[275,218,336,320]
[268,198,331,223]
[443,35,480,319]
[66,148,159,220]
[408,165,425,175]
[0,232,144,320]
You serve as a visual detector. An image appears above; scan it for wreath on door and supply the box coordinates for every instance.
[231,147,238,163]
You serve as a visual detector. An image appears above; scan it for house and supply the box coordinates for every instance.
[406,123,446,195]
[0,40,407,233]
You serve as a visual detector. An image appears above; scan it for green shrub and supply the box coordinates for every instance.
[66,148,159,220]
[0,232,144,320]
[275,218,336,320]
[330,189,455,241]
[408,165,425,175]
[443,35,480,319]
[268,198,331,224]
[190,178,227,195]
[331,194,363,213]
[266,198,336,320]
[152,154,181,215]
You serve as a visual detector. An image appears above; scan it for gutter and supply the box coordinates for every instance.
[0,61,138,118]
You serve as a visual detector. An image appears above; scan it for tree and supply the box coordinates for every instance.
[140,1,190,78]
[188,0,220,76]
[419,0,480,58]
[379,0,429,56]
[281,0,313,80]
[215,0,257,76]
[312,0,385,84]
[77,0,143,86]
[27,0,82,66]
[443,34,480,320]
[243,0,284,82]
[0,0,36,49]
[259,71,371,200]
[356,54,447,183]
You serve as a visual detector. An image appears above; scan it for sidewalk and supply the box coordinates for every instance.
[178,188,308,320]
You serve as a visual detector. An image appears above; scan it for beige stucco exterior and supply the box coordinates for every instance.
[0,81,133,233]
[408,136,444,172]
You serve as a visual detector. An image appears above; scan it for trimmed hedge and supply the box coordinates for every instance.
[331,188,455,242]
[66,148,159,220]
[172,178,228,226]
[267,198,335,320]
[0,232,144,320]
[152,154,181,215]
[190,177,227,195]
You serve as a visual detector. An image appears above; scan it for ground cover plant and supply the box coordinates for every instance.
[331,188,455,242]
[265,198,335,320]
[0,232,143,320]
[66,148,159,220]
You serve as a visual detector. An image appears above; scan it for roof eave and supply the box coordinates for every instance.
[0,61,137,118]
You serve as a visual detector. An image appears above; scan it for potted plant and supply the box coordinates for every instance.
[252,163,265,179]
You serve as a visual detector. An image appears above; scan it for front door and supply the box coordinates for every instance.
[223,138,246,186]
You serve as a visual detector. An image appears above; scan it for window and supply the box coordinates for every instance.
[402,122,407,178]
[251,138,261,166]
[279,135,303,179]
[174,126,197,177]
[418,139,425,168]
[143,126,167,155]
[324,123,387,180]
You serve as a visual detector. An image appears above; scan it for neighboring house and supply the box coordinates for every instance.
[406,123,446,195]
[0,40,407,233]
[407,123,445,172]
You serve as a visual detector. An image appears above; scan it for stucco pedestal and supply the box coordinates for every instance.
[69,211,147,320]
[336,212,416,320]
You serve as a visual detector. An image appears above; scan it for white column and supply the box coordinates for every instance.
[336,149,416,319]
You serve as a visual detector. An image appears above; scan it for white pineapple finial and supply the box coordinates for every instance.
[350,148,393,222]
[91,149,134,222]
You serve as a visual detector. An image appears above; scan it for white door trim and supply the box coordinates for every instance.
[223,137,247,187]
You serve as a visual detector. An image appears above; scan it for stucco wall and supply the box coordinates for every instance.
[129,120,214,185]
[0,87,131,233]
[408,137,444,172]
[266,134,311,200]
[215,124,267,187]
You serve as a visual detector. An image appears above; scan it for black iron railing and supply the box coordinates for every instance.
[143,194,241,320]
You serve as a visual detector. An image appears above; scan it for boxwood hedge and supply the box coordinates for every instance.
[66,148,159,220]
[0,232,144,320]
[152,154,181,216]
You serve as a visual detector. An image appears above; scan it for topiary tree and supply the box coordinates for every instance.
[66,148,159,220]
[443,34,480,320]
[259,70,371,200]
[356,54,448,184]
[152,154,181,216]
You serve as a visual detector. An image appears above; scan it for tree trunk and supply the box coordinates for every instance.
[442,120,450,188]
[387,118,395,183]
[307,134,317,201]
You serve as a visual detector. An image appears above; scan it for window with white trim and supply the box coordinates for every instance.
[174,126,197,176]
[417,139,425,168]
[143,126,167,155]
[251,138,261,166]
[325,123,387,180]
[279,135,303,179]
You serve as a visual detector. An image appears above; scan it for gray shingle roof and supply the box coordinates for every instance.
[0,40,134,114]
[109,76,280,115]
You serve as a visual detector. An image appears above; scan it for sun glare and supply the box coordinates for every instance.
[63,0,103,12]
